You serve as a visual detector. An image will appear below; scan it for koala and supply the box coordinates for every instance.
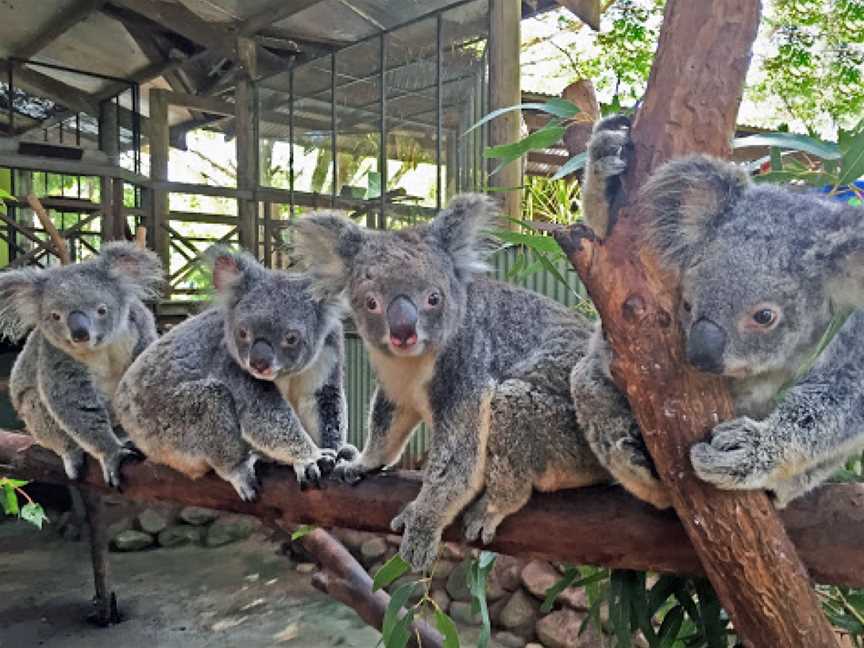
[294,195,609,571]
[573,115,864,508]
[0,243,163,487]
[114,247,357,501]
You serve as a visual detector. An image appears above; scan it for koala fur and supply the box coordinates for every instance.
[0,243,163,487]
[574,116,864,507]
[294,195,608,571]
[114,247,356,501]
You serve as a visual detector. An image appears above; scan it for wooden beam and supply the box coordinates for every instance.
[148,89,171,276]
[7,62,99,116]
[14,0,109,60]
[237,0,326,37]
[2,430,864,588]
[235,38,258,254]
[555,0,601,30]
[161,91,235,117]
[488,0,522,225]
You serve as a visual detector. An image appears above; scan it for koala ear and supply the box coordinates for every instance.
[0,267,45,341]
[98,242,165,301]
[206,246,264,299]
[292,213,364,298]
[426,193,499,279]
[643,155,751,265]
[811,203,864,311]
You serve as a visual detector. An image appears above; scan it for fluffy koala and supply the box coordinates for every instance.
[573,116,864,507]
[294,195,608,571]
[0,243,163,487]
[114,247,356,501]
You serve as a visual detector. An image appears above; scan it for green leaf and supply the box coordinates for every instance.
[694,579,725,648]
[647,575,681,617]
[373,554,411,592]
[20,502,47,529]
[0,478,28,489]
[382,581,417,645]
[492,229,561,254]
[541,567,580,613]
[365,171,382,200]
[534,250,575,295]
[551,152,588,180]
[769,146,783,171]
[434,608,460,648]
[609,571,633,648]
[463,100,580,136]
[733,133,841,160]
[484,123,567,177]
[2,483,19,516]
[467,552,496,648]
[291,524,316,540]
[839,126,864,186]
[850,197,863,207]
[386,608,414,648]
[657,606,685,648]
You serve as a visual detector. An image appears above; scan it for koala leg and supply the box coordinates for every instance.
[16,387,86,480]
[770,457,845,508]
[38,343,134,489]
[582,114,631,238]
[464,379,608,546]
[334,387,421,484]
[392,390,491,572]
[570,337,671,509]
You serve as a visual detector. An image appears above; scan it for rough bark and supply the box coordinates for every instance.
[3,430,864,589]
[555,1,840,646]
[294,526,443,648]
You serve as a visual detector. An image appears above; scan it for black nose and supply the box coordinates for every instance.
[386,295,418,348]
[687,318,727,373]
[67,311,91,343]
[249,339,274,374]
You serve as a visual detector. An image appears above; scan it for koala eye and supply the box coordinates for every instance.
[96,305,108,317]
[682,300,692,313]
[238,327,250,341]
[283,330,301,348]
[752,309,777,327]
[50,312,61,321]
[365,295,381,313]
[426,292,442,308]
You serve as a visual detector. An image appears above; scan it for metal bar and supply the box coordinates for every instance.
[379,33,387,229]
[10,57,133,84]
[289,68,295,219]
[436,13,443,210]
[263,201,272,268]
[330,53,337,208]
[7,61,14,135]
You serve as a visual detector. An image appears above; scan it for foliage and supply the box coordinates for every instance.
[0,477,48,529]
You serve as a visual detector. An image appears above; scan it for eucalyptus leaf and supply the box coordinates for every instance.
[382,582,417,645]
[551,152,588,180]
[463,100,580,136]
[373,554,411,592]
[20,502,47,529]
[434,608,460,648]
[733,133,841,160]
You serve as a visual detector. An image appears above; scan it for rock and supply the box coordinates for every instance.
[360,537,388,567]
[431,559,458,587]
[295,562,317,574]
[158,525,203,548]
[137,509,168,535]
[449,601,482,626]
[486,573,509,602]
[387,575,424,606]
[498,590,539,636]
[441,542,465,561]
[330,527,375,555]
[525,644,544,648]
[494,631,527,648]
[489,555,524,592]
[490,597,509,626]
[535,609,601,648]
[112,529,154,552]
[179,506,220,526]
[446,560,473,602]
[431,589,451,613]
[106,516,133,539]
[386,534,402,547]
[205,515,259,547]
[521,560,588,610]
[368,561,386,578]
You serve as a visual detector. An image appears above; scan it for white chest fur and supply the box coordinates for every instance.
[77,329,140,400]
[275,344,339,445]
[367,348,436,425]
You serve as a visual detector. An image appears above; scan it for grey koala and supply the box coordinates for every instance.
[114,247,357,501]
[294,195,608,572]
[573,115,864,508]
[0,243,163,487]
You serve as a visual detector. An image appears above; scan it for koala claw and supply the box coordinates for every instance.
[392,504,441,572]
[690,417,774,490]
[462,510,502,546]
[316,449,337,476]
[100,445,144,490]
[336,444,359,463]
[332,459,372,485]
[295,459,325,491]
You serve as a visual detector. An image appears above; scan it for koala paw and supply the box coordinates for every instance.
[332,457,380,485]
[462,498,504,546]
[101,445,144,490]
[588,118,631,180]
[336,443,359,463]
[226,454,260,502]
[61,450,87,482]
[391,503,441,573]
[294,451,336,490]
[690,417,775,490]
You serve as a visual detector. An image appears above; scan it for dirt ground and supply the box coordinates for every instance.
[0,515,382,648]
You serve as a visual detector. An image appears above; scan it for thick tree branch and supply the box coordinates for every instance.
[2,430,864,589]
[556,1,840,646]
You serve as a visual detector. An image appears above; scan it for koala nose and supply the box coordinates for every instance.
[249,339,275,374]
[687,318,727,374]
[387,295,418,349]
[67,311,91,343]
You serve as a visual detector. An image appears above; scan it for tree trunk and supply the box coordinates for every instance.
[555,1,840,646]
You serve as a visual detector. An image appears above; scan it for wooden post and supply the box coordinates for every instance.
[27,194,70,265]
[98,100,119,241]
[488,0,522,225]
[236,37,258,255]
[148,89,171,281]
[555,1,840,646]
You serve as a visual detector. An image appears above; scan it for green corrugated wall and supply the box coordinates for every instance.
[343,246,586,467]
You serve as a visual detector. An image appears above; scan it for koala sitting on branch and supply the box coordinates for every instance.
[574,115,864,508]
[0,243,163,487]
[114,247,357,501]
[294,196,609,571]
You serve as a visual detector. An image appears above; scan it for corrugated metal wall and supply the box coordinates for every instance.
[343,245,586,467]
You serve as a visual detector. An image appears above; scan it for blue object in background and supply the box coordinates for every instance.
[819,179,864,203]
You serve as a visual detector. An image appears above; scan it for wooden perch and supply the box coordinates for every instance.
[26,193,71,265]
[294,526,443,648]
[134,225,147,249]
[556,1,840,646]
[2,430,864,589]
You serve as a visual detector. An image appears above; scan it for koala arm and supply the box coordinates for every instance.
[36,339,130,487]
[581,115,631,239]
[334,386,421,483]
[691,311,864,505]
[312,333,356,457]
[129,300,158,356]
[392,386,491,572]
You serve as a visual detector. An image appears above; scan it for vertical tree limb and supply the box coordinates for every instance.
[556,1,839,646]
[26,193,71,265]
